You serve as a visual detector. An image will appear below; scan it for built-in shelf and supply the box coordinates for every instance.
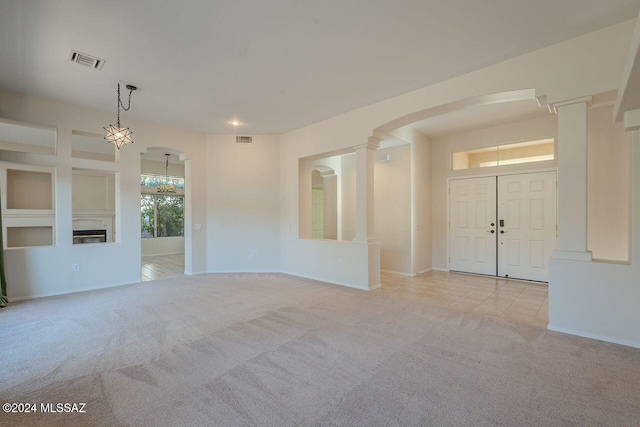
[7,226,53,248]
[1,162,56,248]
[6,169,53,210]
[0,119,56,156]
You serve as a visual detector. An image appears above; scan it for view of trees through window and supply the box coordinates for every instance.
[141,195,184,238]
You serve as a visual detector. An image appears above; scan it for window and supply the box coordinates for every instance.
[140,173,185,190]
[141,195,184,238]
[452,138,554,171]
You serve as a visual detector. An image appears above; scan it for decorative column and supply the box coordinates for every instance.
[353,137,381,244]
[352,136,381,291]
[623,109,640,266]
[553,96,592,262]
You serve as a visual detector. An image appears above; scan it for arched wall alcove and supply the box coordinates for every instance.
[311,165,338,240]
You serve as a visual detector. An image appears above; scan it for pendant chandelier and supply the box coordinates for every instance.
[104,82,137,149]
[157,153,176,193]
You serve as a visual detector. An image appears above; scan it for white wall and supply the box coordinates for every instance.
[410,132,433,275]
[0,89,208,300]
[375,144,411,274]
[341,153,357,241]
[141,159,185,177]
[431,114,558,270]
[391,127,433,275]
[206,134,280,272]
[278,20,634,290]
[549,130,640,348]
[587,105,631,261]
[141,237,184,256]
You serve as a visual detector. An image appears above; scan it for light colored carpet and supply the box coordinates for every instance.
[1,273,639,426]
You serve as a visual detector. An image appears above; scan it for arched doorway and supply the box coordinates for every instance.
[140,147,191,281]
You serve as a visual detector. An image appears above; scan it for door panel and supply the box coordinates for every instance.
[497,172,556,281]
[449,177,497,276]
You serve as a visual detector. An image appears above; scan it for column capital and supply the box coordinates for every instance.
[353,137,381,151]
[551,95,592,110]
[623,109,640,132]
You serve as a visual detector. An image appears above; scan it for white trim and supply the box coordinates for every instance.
[381,268,433,277]
[206,270,281,274]
[280,270,378,291]
[431,267,449,272]
[553,250,593,262]
[8,280,139,302]
[548,324,640,350]
[380,269,413,277]
[184,270,206,276]
[551,95,593,109]
[142,251,185,257]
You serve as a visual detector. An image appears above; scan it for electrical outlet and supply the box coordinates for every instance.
[250,250,256,258]
[338,258,343,267]
[194,223,202,230]
[72,263,80,272]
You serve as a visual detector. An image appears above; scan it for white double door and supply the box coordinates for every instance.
[449,171,556,282]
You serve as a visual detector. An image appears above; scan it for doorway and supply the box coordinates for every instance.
[140,150,186,281]
[449,171,556,282]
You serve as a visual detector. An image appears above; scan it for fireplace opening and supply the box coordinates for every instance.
[73,229,107,244]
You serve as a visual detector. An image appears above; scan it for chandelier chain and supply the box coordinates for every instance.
[116,83,134,126]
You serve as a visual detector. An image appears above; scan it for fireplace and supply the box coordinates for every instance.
[72,217,113,244]
[73,229,107,244]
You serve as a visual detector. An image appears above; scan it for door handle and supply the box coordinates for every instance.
[487,230,495,234]
[500,230,507,234]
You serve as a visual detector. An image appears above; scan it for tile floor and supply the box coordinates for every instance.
[381,270,549,328]
[141,253,185,281]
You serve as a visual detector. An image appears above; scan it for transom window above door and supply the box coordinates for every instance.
[452,138,554,171]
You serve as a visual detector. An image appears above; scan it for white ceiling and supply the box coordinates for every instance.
[1,0,639,135]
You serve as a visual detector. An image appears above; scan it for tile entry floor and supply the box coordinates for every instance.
[381,270,549,328]
[141,253,185,281]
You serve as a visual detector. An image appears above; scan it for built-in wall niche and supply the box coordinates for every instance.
[72,169,116,243]
[6,169,53,210]
[7,226,53,248]
[0,119,56,155]
[299,149,355,241]
[72,131,116,162]
[0,162,56,248]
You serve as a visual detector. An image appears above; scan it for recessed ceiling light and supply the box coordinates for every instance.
[231,120,240,126]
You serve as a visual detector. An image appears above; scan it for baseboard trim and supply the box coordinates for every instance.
[431,267,449,272]
[142,252,185,257]
[381,269,413,277]
[184,270,206,276]
[206,270,281,274]
[280,271,374,291]
[381,268,433,277]
[9,280,140,302]
[547,324,640,349]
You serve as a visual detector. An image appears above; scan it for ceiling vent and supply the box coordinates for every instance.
[69,50,105,70]
[236,136,253,144]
